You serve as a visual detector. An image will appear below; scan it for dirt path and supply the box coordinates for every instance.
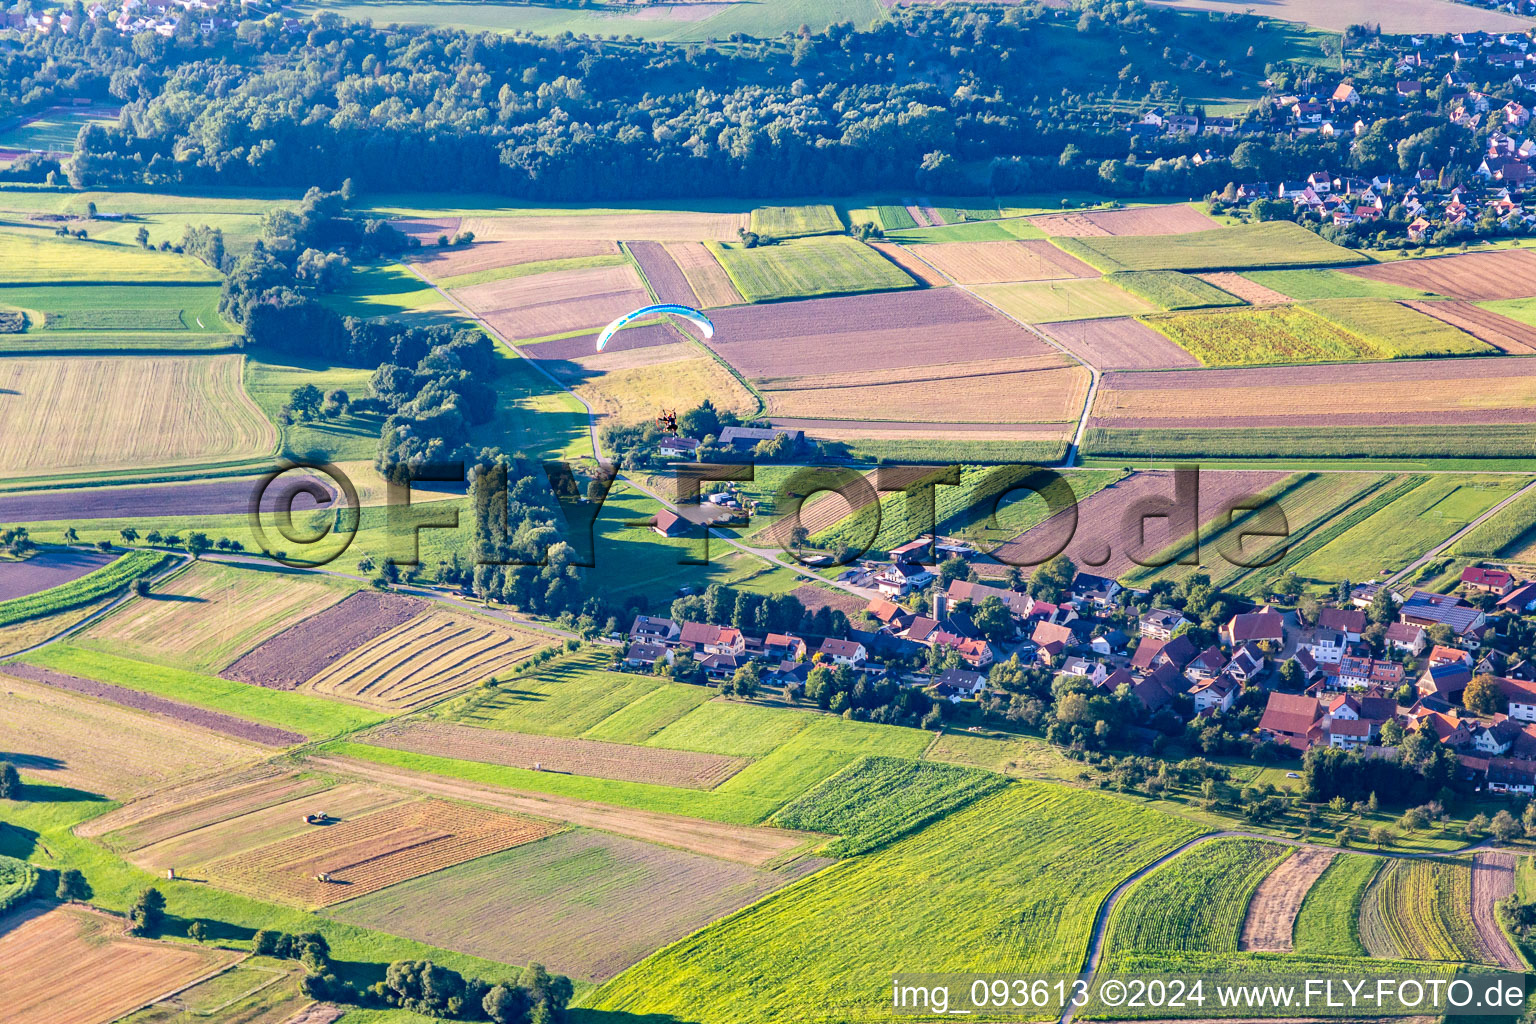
[305,754,821,868]
[1239,847,1336,952]
[1472,851,1524,970]
[1386,475,1536,587]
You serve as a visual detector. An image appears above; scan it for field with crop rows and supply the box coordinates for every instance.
[1108,270,1245,310]
[626,240,699,306]
[78,561,350,674]
[332,829,829,983]
[750,204,843,237]
[1086,423,1536,460]
[0,672,262,798]
[1240,847,1339,952]
[663,241,745,307]
[587,784,1202,1023]
[908,239,1097,284]
[1343,249,1536,300]
[0,905,240,1024]
[458,651,704,737]
[972,277,1153,322]
[204,798,556,907]
[221,589,427,689]
[1031,203,1219,237]
[1103,838,1291,964]
[303,608,550,709]
[874,205,918,230]
[1242,267,1436,301]
[1359,859,1489,963]
[0,548,168,625]
[773,756,1009,856]
[363,721,749,789]
[0,354,276,481]
[456,262,650,342]
[1302,298,1492,357]
[85,764,331,849]
[707,236,915,302]
[1054,221,1359,273]
[0,231,223,284]
[1292,854,1382,956]
[1406,299,1536,354]
[1455,487,1536,560]
[119,958,309,1024]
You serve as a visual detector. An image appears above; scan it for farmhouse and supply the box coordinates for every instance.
[652,509,691,538]
[1223,608,1284,648]
[817,637,867,667]
[945,579,1032,618]
[1462,566,1515,594]
[630,615,681,642]
[625,641,673,669]
[717,426,805,453]
[1259,692,1324,750]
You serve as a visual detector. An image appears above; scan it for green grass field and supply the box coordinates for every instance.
[1292,854,1381,957]
[0,283,228,333]
[707,235,915,302]
[0,230,223,285]
[321,262,460,324]
[773,756,1010,856]
[244,354,383,463]
[455,651,696,738]
[583,784,1202,1022]
[1302,298,1493,358]
[884,218,1046,244]
[578,684,717,745]
[433,252,628,291]
[0,550,170,628]
[1242,267,1439,301]
[1108,270,1246,310]
[18,645,385,740]
[1055,222,1360,273]
[1291,474,1526,582]
[973,277,1153,322]
[643,700,811,758]
[1358,858,1488,963]
[0,106,118,153]
[1139,305,1378,365]
[749,204,844,238]
[1103,838,1290,963]
[873,205,918,231]
[1455,486,1536,559]
[1083,424,1536,461]
[1480,296,1536,326]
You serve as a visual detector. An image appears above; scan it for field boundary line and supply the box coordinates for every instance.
[1386,474,1536,588]
[0,550,190,660]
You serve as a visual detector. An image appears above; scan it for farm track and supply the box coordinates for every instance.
[1386,475,1536,587]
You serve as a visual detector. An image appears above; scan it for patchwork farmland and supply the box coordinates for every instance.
[221,589,428,689]
[1030,202,1221,237]
[1343,248,1536,300]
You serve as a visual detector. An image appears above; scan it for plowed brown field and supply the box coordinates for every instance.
[410,239,617,280]
[1038,317,1200,369]
[664,242,746,307]
[1344,250,1536,300]
[1405,299,1536,354]
[457,263,650,341]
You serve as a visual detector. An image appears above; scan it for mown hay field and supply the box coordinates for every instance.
[362,721,749,789]
[77,561,351,674]
[1055,221,1359,273]
[0,905,240,1024]
[1359,858,1490,963]
[1243,267,1437,301]
[220,589,427,690]
[750,204,843,238]
[707,235,916,303]
[1109,270,1245,310]
[204,798,557,907]
[118,958,309,1024]
[1302,297,1492,357]
[457,651,703,738]
[1104,838,1291,964]
[459,210,748,243]
[1343,249,1536,301]
[86,764,331,849]
[0,354,276,480]
[0,230,223,284]
[456,262,650,342]
[907,239,1097,284]
[433,253,629,292]
[1239,847,1337,952]
[1293,854,1382,957]
[973,277,1153,322]
[0,672,262,798]
[664,241,745,307]
[586,785,1202,1023]
[302,608,550,709]
[331,829,829,983]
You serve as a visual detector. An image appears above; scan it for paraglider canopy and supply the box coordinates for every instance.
[596,303,714,351]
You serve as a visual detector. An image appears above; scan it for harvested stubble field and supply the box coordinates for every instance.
[0,904,240,1024]
[1302,298,1491,357]
[1032,203,1220,237]
[204,797,556,907]
[663,241,745,307]
[0,663,303,747]
[120,958,309,1024]
[77,561,350,675]
[764,419,1072,446]
[973,277,1154,322]
[1104,838,1291,963]
[906,239,1098,284]
[1238,847,1336,952]
[124,782,409,875]
[0,593,117,658]
[82,763,328,846]
[407,238,616,280]
[1359,858,1490,963]
[332,829,830,983]
[1054,221,1359,273]
[760,360,1088,424]
[0,547,114,601]
[706,288,1057,379]
[221,590,428,689]
[866,242,949,286]
[387,216,462,242]
[545,341,757,425]
[0,673,261,797]
[626,240,700,306]
[1090,357,1536,429]
[1139,304,1377,365]
[363,721,749,789]
[1407,299,1536,354]
[0,354,275,479]
[707,235,916,303]
[459,210,748,242]
[1038,317,1199,369]
[1343,249,1536,300]
[989,469,1286,579]
[302,608,549,709]
[306,752,813,867]
[1199,271,1292,305]
[456,263,650,341]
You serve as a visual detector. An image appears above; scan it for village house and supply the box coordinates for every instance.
[1131,634,1198,675]
[1462,566,1515,595]
[679,622,746,657]
[625,641,673,669]
[630,614,681,642]
[1259,692,1325,750]
[1307,628,1346,664]
[1223,607,1285,648]
[931,667,986,702]
[1489,759,1536,795]
[1384,622,1427,655]
[1184,646,1228,684]
[1071,572,1122,609]
[1139,608,1188,641]
[874,561,934,598]
[1190,671,1240,714]
[1318,607,1366,641]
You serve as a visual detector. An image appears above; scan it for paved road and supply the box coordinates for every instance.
[2,551,191,660]
[1385,474,1536,588]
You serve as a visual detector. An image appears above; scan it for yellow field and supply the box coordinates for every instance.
[0,354,275,479]
[0,593,117,658]
[665,241,746,306]
[548,342,757,425]
[460,211,749,242]
[0,672,262,798]
[1,905,240,1024]
[78,561,350,673]
[303,608,551,709]
[972,278,1154,322]
[0,229,223,284]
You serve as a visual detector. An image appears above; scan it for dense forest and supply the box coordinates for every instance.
[2,0,1371,199]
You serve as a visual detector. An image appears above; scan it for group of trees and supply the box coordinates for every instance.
[669,583,814,637]
[1302,732,1459,809]
[792,661,942,728]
